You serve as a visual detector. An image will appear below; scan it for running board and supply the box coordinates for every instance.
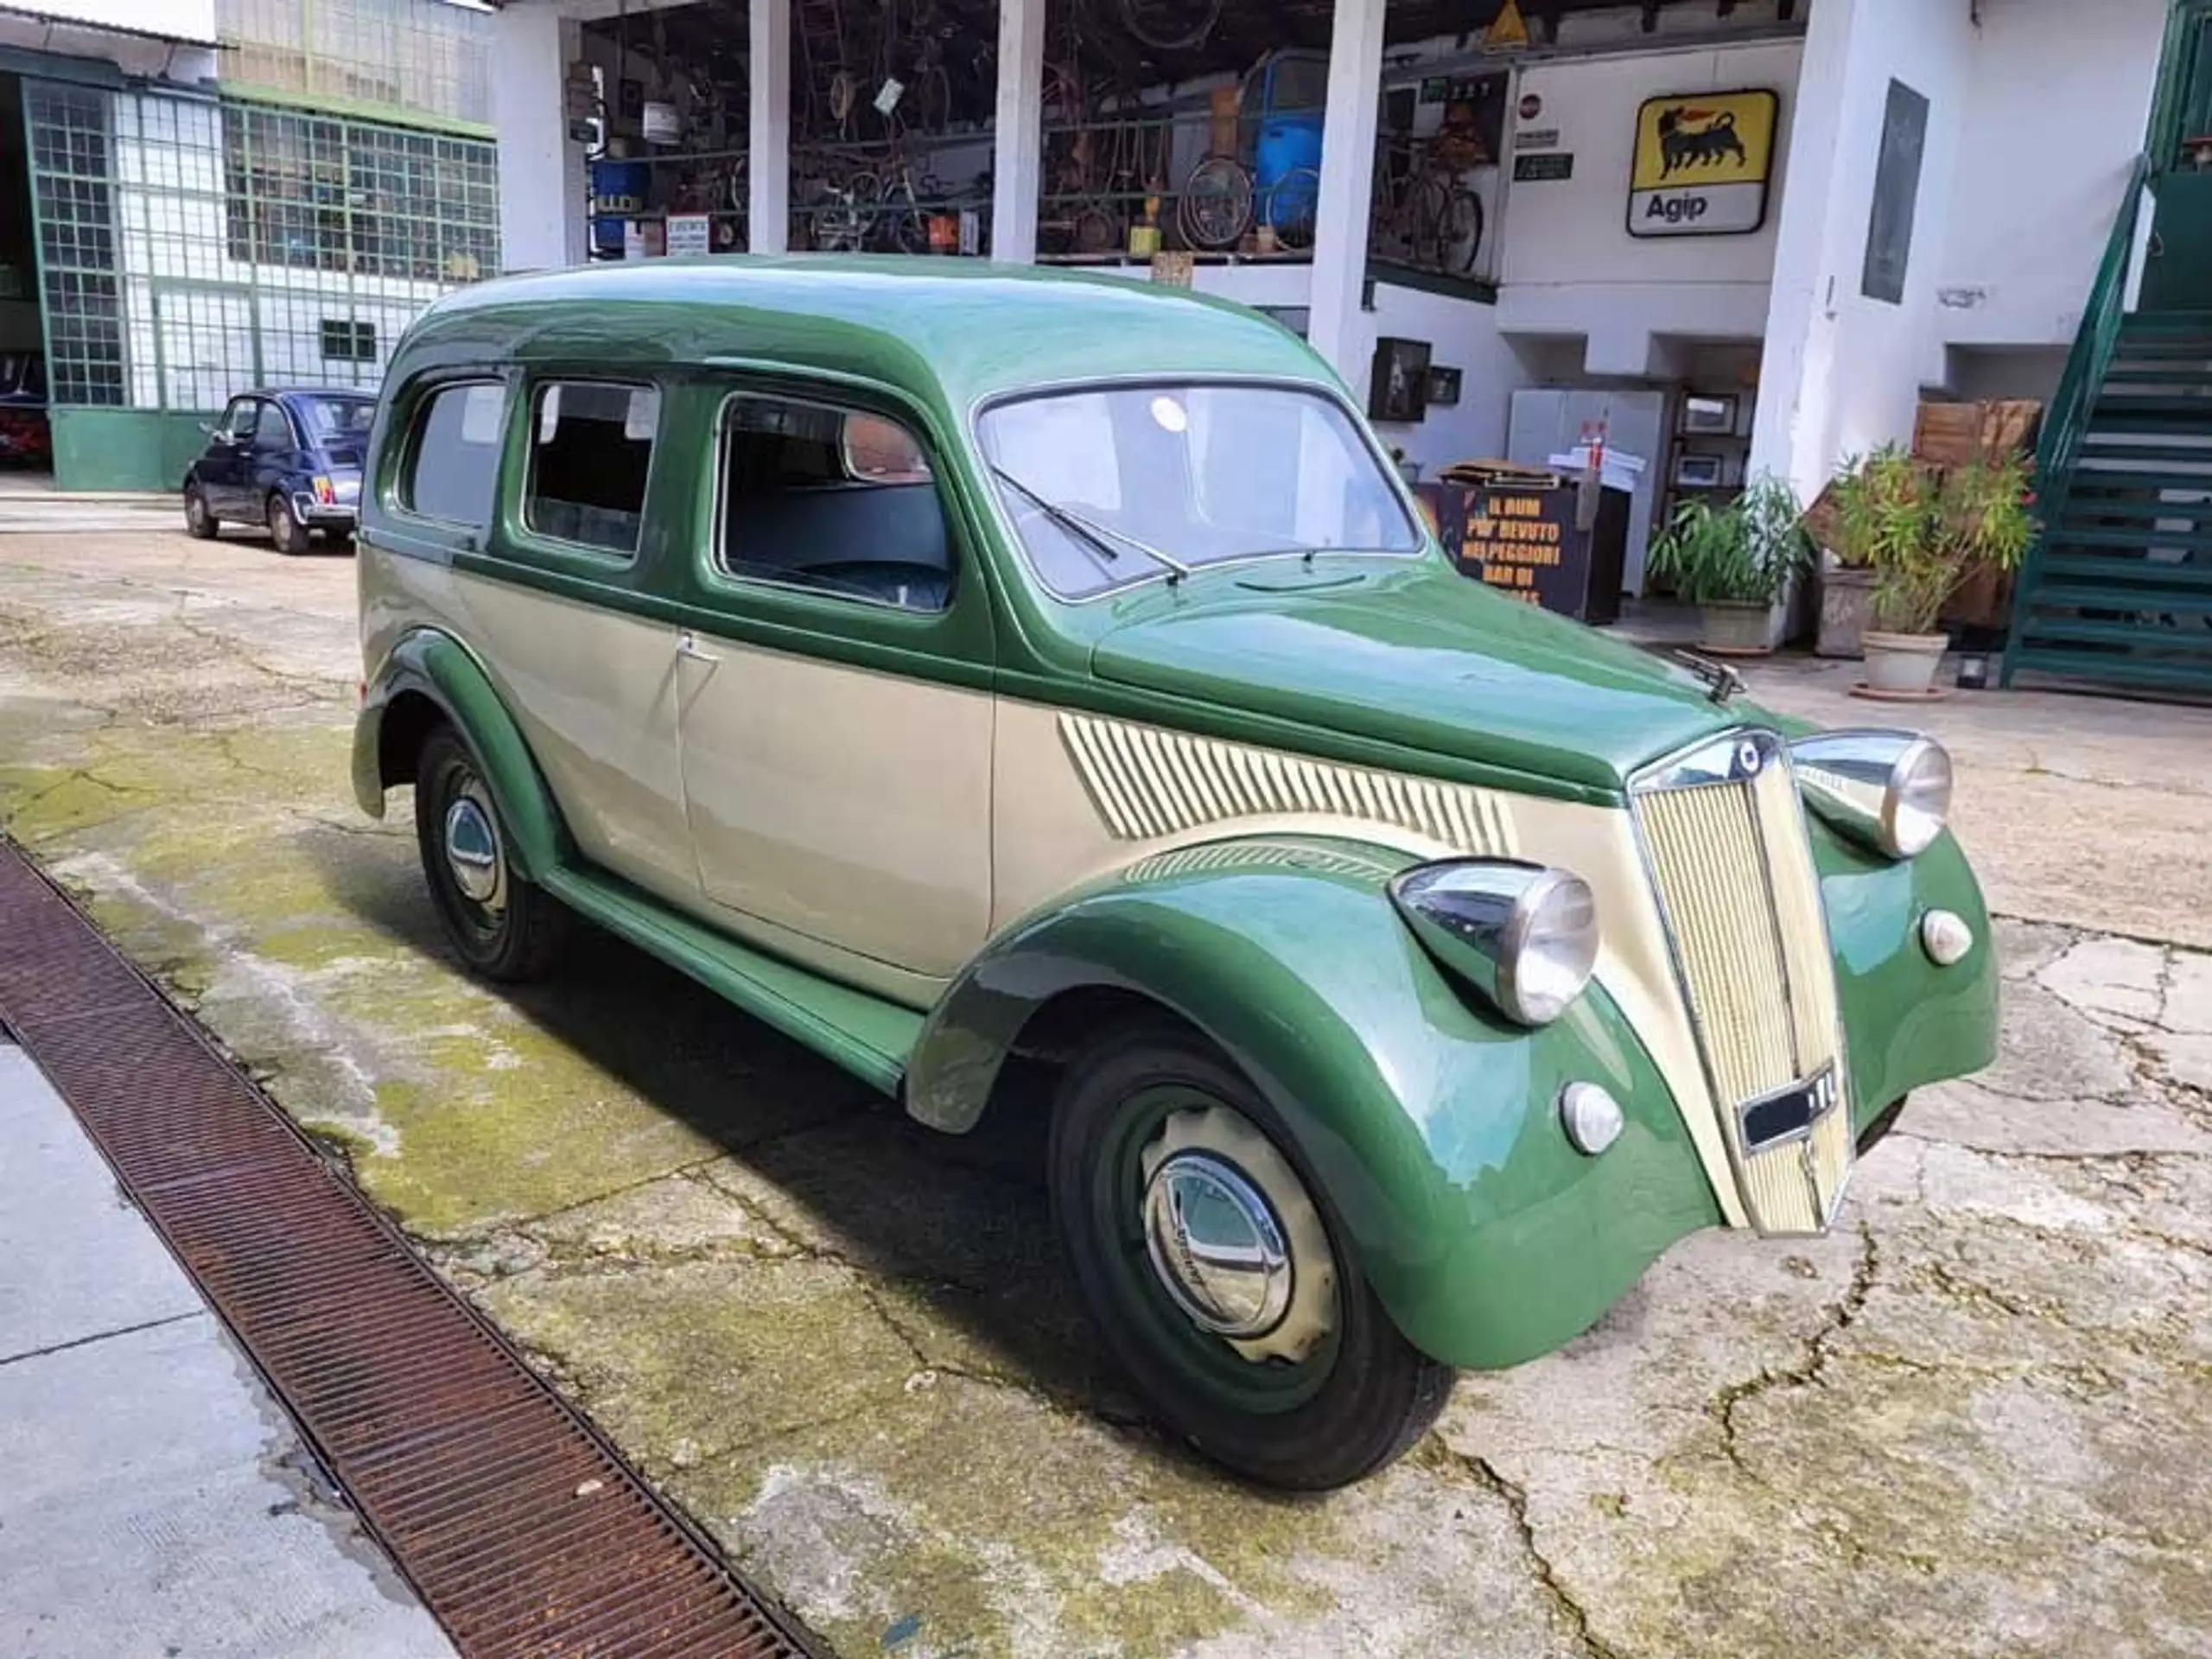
[541,864,921,1096]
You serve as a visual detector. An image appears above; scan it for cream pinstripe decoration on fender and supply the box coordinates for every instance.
[1058,714,1516,856]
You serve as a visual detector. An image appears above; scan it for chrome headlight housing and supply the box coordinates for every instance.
[1789,730,1953,859]
[1389,860,1599,1027]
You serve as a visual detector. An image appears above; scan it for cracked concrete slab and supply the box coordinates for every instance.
[7,531,2212,1657]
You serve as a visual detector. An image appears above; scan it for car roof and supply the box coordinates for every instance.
[396,256,1338,413]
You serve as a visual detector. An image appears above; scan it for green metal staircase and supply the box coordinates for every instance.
[2006,299,2212,695]
[2005,5,2212,694]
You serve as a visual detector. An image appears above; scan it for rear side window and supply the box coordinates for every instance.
[526,381,658,556]
[402,382,505,528]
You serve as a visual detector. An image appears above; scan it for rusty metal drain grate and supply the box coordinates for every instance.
[0,842,818,1659]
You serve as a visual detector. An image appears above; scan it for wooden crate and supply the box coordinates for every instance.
[1911,398,2042,466]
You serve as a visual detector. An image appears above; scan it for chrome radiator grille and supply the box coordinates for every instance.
[1631,732,1853,1234]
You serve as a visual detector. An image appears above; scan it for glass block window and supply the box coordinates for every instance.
[216,0,493,130]
[25,80,497,413]
[26,82,125,406]
[224,105,498,284]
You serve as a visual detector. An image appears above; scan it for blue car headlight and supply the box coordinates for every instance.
[1389,860,1599,1027]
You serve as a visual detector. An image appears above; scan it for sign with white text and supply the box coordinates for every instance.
[1628,89,1779,238]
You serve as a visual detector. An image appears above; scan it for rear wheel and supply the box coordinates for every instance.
[1049,1018,1453,1489]
[267,493,308,556]
[183,484,218,539]
[414,726,568,982]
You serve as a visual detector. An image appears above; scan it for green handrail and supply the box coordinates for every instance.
[2004,152,2152,686]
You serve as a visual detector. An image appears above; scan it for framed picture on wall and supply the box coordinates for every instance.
[1370,337,1433,423]
[1674,451,1726,488]
[1679,393,1738,435]
[1427,365,1463,406]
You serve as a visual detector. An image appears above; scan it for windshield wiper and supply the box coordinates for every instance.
[988,465,1193,584]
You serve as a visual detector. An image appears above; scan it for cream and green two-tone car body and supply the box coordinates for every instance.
[353,258,1998,1490]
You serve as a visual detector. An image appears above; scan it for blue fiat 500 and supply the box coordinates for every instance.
[182,387,376,553]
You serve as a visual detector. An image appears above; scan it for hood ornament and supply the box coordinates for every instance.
[1675,650,1745,707]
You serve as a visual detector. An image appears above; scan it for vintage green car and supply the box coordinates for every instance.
[353,259,1998,1490]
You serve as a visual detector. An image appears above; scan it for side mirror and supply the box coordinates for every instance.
[199,422,218,437]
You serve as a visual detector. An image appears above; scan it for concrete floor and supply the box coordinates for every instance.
[0,527,2208,1658]
[0,1043,451,1659]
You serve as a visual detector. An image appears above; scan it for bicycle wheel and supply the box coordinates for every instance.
[1267,166,1321,252]
[1406,175,1452,270]
[1177,155,1253,252]
[1440,187,1484,275]
[1116,0,1222,52]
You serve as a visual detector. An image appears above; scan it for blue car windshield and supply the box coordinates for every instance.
[297,396,376,441]
[976,382,1422,600]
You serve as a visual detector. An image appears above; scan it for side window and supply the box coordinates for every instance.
[222,397,259,442]
[715,394,952,613]
[252,403,292,454]
[524,380,658,556]
[401,382,505,528]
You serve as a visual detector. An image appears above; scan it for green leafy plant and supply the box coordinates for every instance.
[1824,444,2037,633]
[1645,475,1812,606]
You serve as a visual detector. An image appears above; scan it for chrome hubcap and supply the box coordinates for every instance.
[1138,1105,1339,1364]
[442,791,504,908]
[1141,1152,1292,1338]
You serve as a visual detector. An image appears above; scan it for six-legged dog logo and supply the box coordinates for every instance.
[1656,105,1749,176]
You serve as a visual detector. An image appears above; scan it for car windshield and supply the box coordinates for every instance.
[976,382,1423,599]
[297,396,376,442]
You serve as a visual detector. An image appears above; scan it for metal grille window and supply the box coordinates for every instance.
[26,83,124,405]
[223,107,497,284]
[216,0,493,130]
[25,81,496,414]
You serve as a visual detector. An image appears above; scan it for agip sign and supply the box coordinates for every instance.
[1628,89,1779,238]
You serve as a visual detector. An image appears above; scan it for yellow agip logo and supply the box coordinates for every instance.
[1629,89,1780,238]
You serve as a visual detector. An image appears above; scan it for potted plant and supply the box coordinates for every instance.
[1644,475,1812,655]
[1826,445,2035,696]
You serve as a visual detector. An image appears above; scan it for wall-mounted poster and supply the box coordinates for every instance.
[1628,89,1779,238]
[1370,337,1433,423]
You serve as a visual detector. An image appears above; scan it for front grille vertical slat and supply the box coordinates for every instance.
[1631,734,1854,1236]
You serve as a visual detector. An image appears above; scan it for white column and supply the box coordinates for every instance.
[1307,0,1388,397]
[991,0,1046,263]
[491,5,588,271]
[749,0,791,254]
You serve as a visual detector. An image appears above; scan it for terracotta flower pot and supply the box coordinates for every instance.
[1859,630,1948,696]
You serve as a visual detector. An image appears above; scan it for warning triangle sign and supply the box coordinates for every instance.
[1486,0,1532,48]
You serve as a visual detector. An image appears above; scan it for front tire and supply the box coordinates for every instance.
[267,493,308,556]
[1049,1018,1453,1489]
[414,726,568,982]
[183,484,218,539]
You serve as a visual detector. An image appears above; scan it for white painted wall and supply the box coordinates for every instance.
[493,4,588,271]
[1749,0,1980,505]
[1936,0,2166,348]
[1497,39,1806,370]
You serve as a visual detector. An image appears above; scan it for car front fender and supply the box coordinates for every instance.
[907,836,1723,1371]
[352,627,570,882]
[1811,821,2001,1129]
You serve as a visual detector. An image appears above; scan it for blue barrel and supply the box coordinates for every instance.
[589,160,648,256]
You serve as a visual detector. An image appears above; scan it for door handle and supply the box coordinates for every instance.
[677,631,720,664]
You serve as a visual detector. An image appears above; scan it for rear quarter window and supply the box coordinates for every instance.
[401,382,505,527]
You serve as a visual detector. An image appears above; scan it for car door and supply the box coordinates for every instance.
[671,378,995,984]
[201,397,257,512]
[249,398,298,512]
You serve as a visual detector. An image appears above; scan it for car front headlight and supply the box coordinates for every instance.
[1790,730,1953,859]
[1389,860,1599,1027]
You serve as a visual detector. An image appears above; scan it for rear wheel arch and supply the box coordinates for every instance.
[376,688,448,793]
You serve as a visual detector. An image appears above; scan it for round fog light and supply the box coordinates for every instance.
[1559,1082,1624,1157]
[1922,909,1974,967]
